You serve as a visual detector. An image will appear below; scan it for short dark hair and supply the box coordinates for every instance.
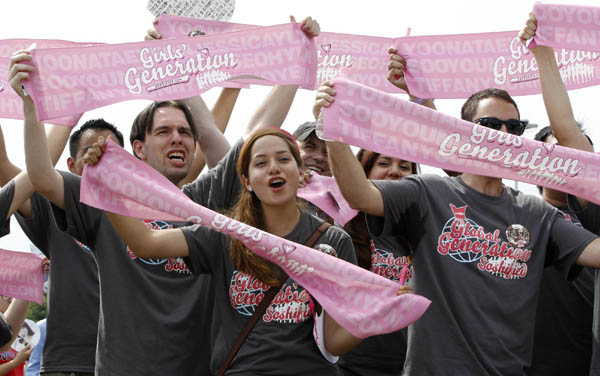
[461,88,520,122]
[534,122,593,194]
[129,101,198,158]
[69,119,124,159]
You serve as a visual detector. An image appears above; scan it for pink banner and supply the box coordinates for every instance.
[0,249,44,304]
[80,140,430,339]
[297,173,358,226]
[0,39,96,126]
[394,30,600,99]
[323,77,600,205]
[534,3,600,52]
[22,24,317,121]
[156,15,403,92]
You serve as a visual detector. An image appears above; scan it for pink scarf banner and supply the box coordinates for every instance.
[156,15,403,93]
[22,23,317,122]
[80,140,430,339]
[0,249,44,304]
[394,30,600,99]
[297,173,358,226]
[533,3,600,52]
[0,39,97,126]
[322,76,600,205]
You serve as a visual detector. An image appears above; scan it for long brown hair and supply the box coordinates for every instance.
[344,149,418,270]
[229,128,303,286]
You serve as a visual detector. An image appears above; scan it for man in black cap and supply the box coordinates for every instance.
[293,121,332,177]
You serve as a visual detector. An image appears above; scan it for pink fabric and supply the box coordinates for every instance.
[0,39,95,126]
[297,173,358,225]
[533,3,600,52]
[156,15,403,92]
[394,30,600,99]
[0,249,44,304]
[80,140,431,339]
[22,24,317,121]
[322,77,600,205]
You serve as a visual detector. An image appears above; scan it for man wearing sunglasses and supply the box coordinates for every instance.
[314,44,600,374]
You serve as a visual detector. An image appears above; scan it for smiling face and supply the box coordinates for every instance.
[133,106,196,185]
[298,133,331,177]
[367,155,414,180]
[244,135,301,209]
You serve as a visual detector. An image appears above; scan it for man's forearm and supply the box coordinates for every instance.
[181,95,230,168]
[327,141,383,216]
[534,46,593,152]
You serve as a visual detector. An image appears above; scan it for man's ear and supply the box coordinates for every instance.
[67,157,77,174]
[132,140,146,160]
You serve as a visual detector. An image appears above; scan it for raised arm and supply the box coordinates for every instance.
[313,81,384,216]
[178,88,241,187]
[244,16,320,138]
[8,51,69,211]
[520,14,593,154]
[244,84,299,137]
[387,47,436,110]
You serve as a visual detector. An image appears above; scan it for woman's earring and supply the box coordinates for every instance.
[246,185,253,192]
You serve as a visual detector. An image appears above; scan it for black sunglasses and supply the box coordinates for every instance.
[475,117,527,136]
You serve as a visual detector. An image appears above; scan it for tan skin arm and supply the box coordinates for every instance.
[178,88,241,187]
[8,51,70,212]
[519,12,593,208]
[312,81,384,216]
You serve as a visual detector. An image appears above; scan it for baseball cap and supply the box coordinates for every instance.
[292,121,317,141]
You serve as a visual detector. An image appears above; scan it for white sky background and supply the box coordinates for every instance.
[1,0,600,253]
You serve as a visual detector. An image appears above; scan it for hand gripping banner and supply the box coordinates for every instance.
[22,23,317,121]
[322,76,600,205]
[0,39,95,126]
[155,15,403,93]
[80,140,430,339]
[394,30,600,99]
[533,3,600,52]
[0,249,44,304]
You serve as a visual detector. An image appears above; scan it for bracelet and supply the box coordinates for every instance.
[409,96,431,105]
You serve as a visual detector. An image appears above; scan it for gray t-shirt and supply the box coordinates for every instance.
[528,205,593,375]
[182,210,357,375]
[367,174,597,376]
[16,193,99,373]
[0,180,15,237]
[182,138,243,210]
[54,171,213,376]
[338,233,411,376]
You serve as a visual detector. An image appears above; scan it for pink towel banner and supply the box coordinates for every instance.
[0,39,97,126]
[533,3,600,52]
[394,30,600,99]
[297,173,358,225]
[0,249,44,304]
[22,23,317,121]
[80,140,430,339]
[156,15,403,93]
[322,77,600,205]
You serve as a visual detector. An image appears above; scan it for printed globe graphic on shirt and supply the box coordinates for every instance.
[125,220,191,274]
[439,204,486,263]
[437,204,532,280]
[229,271,312,323]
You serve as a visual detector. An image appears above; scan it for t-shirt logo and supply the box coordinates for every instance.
[437,203,531,279]
[229,271,311,323]
[126,220,191,274]
[371,248,412,283]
